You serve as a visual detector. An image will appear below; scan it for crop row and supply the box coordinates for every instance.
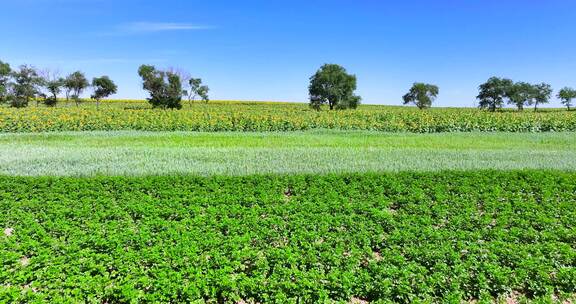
[1,105,576,132]
[1,171,575,303]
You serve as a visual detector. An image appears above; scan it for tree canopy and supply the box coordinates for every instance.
[557,87,576,111]
[186,78,210,104]
[0,60,11,103]
[138,65,183,109]
[65,71,90,106]
[91,76,118,108]
[402,83,439,109]
[531,83,552,111]
[309,64,361,110]
[10,65,44,108]
[44,77,64,107]
[506,82,534,111]
[477,77,514,112]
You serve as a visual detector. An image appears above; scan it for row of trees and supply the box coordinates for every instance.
[477,77,576,112]
[0,60,117,108]
[307,64,575,111]
[2,60,574,111]
[0,60,211,110]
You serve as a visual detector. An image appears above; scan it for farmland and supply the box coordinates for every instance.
[0,131,575,176]
[2,0,576,301]
[1,101,576,132]
[2,172,576,303]
[1,101,576,303]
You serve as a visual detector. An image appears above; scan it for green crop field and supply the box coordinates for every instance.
[2,0,576,301]
[1,100,575,133]
[1,172,575,303]
[1,101,576,303]
[0,131,575,176]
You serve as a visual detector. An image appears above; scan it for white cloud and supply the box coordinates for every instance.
[119,22,214,33]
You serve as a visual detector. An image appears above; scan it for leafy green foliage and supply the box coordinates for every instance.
[0,60,11,103]
[0,171,574,302]
[558,87,576,111]
[402,83,439,109]
[43,77,64,107]
[477,77,514,112]
[91,76,118,109]
[185,78,210,105]
[532,83,553,111]
[506,82,534,111]
[1,102,576,132]
[8,65,44,108]
[309,64,361,110]
[65,71,90,107]
[138,65,183,109]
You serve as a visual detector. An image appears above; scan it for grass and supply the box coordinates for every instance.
[1,171,575,303]
[0,130,575,176]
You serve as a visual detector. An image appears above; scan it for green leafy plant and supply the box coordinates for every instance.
[0,171,574,303]
[1,103,575,132]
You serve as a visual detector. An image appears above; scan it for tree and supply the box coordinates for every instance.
[91,76,117,109]
[186,78,210,105]
[506,82,534,111]
[402,83,439,109]
[40,70,64,107]
[0,60,11,103]
[9,65,44,108]
[531,83,552,111]
[557,87,576,111]
[63,77,74,102]
[65,71,89,107]
[138,65,183,109]
[309,64,361,110]
[477,77,514,112]
[44,78,64,107]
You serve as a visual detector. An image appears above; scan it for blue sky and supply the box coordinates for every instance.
[1,0,575,107]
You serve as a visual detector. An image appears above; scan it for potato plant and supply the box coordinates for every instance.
[1,171,575,303]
